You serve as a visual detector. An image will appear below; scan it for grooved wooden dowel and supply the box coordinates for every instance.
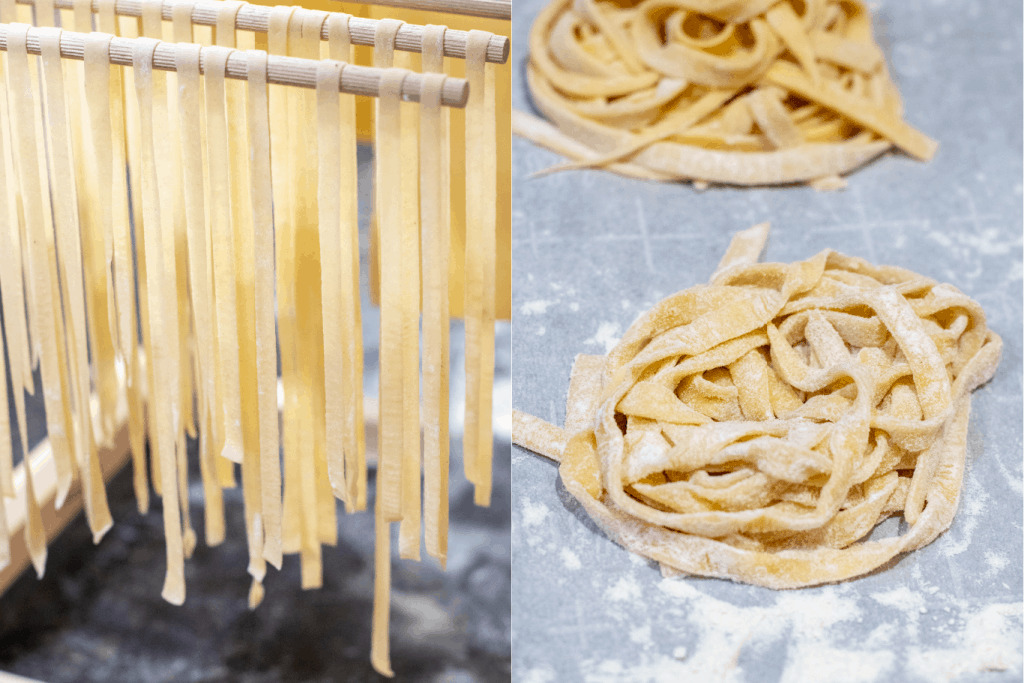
[19,0,510,63]
[0,23,471,106]
[350,0,511,21]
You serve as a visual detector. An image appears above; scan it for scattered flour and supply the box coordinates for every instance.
[584,322,621,353]
[906,603,1023,680]
[560,577,1024,683]
[630,624,651,645]
[520,299,555,315]
[521,500,550,528]
[560,548,582,571]
[521,667,557,683]
[984,550,1010,578]
[605,575,642,602]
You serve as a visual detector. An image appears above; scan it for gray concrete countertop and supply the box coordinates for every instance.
[511,1,1023,681]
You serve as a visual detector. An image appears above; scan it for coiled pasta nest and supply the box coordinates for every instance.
[513,225,1001,587]
[518,0,937,185]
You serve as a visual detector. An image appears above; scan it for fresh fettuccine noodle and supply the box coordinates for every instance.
[518,0,937,186]
[512,224,1000,587]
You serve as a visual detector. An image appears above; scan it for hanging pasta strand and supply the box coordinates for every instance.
[267,5,302,558]
[0,13,29,506]
[371,66,407,679]
[245,47,282,573]
[5,25,72,564]
[324,12,366,513]
[420,24,452,566]
[395,33,423,563]
[373,18,405,527]
[464,30,496,506]
[38,27,114,541]
[83,32,150,513]
[131,35,186,605]
[175,41,226,546]
[317,48,348,505]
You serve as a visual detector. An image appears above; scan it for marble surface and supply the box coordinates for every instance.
[511,1,1023,681]
[0,146,512,682]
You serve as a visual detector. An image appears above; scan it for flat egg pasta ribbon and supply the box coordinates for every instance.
[141,1,196,562]
[420,24,452,567]
[464,30,496,506]
[326,12,367,514]
[267,4,301,558]
[290,7,332,591]
[69,0,120,447]
[373,18,405,527]
[371,66,407,681]
[174,41,226,547]
[519,0,937,186]
[512,224,1001,588]
[245,47,283,573]
[5,24,69,574]
[213,1,268,605]
[84,30,150,515]
[38,27,113,542]
[131,34,186,605]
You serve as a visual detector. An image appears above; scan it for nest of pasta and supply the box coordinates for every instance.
[513,225,1001,588]
[517,0,938,186]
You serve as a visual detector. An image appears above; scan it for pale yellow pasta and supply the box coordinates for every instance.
[0,8,497,678]
[519,0,937,186]
[513,225,1001,587]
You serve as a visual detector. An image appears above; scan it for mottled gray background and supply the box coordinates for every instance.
[511,1,1023,681]
[0,147,512,682]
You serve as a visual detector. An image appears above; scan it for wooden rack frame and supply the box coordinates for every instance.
[17,0,510,62]
[0,22,471,105]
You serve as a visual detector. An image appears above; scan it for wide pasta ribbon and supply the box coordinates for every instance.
[512,224,1001,588]
[517,0,938,186]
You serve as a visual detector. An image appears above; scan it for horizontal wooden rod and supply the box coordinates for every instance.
[19,0,510,63]
[349,0,511,21]
[0,23,471,106]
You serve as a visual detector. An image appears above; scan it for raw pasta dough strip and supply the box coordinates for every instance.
[396,42,423,561]
[168,0,198,444]
[83,31,149,513]
[374,18,405,524]
[131,35,185,604]
[465,30,495,505]
[245,48,283,571]
[0,21,31,501]
[69,0,121,446]
[0,4,32,398]
[327,13,367,513]
[141,3,196,559]
[291,8,329,589]
[175,42,225,546]
[267,5,301,556]
[316,54,352,509]
[5,24,74,540]
[420,25,451,566]
[371,66,407,681]
[102,0,163,500]
[214,2,267,603]
[38,28,113,541]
